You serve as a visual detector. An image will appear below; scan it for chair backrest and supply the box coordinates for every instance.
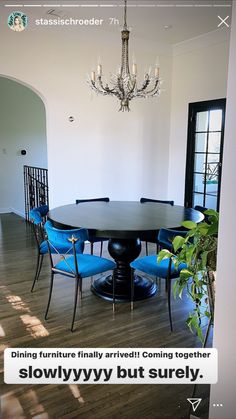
[44,221,87,270]
[140,198,174,206]
[29,205,49,248]
[158,228,187,252]
[194,205,208,213]
[30,205,49,224]
[76,197,110,204]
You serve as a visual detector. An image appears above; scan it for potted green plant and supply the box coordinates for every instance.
[158,209,218,344]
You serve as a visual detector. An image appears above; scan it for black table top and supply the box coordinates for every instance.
[48,201,203,240]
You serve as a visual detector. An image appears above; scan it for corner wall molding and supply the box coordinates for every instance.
[173,29,230,57]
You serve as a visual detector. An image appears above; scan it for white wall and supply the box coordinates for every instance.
[0,77,47,216]
[0,8,230,212]
[209,2,236,418]
[0,17,172,210]
[168,29,230,205]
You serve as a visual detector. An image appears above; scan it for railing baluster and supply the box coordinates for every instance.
[23,165,49,221]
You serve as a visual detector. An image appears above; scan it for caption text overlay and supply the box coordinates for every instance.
[4,347,217,384]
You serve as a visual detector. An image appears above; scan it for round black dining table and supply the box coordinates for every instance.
[48,201,203,302]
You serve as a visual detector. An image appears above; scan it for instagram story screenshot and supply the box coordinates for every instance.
[0,0,235,418]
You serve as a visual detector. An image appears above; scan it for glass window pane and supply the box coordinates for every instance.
[206,177,218,194]
[209,109,222,131]
[208,132,221,153]
[194,153,206,173]
[205,194,217,210]
[196,111,208,132]
[193,173,204,193]
[207,154,220,164]
[195,133,207,152]
[193,193,204,207]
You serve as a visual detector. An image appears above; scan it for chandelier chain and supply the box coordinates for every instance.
[124,0,127,29]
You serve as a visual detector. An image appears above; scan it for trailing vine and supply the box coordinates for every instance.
[158,209,218,343]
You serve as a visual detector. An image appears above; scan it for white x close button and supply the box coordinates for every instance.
[218,16,230,28]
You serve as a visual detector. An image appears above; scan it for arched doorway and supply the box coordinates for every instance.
[0,76,47,217]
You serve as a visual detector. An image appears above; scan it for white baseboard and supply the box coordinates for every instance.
[0,207,11,213]
[11,208,25,218]
[0,208,25,218]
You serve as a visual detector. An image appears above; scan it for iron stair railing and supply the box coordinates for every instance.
[24,165,49,221]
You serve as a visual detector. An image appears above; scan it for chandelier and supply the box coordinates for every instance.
[88,0,162,112]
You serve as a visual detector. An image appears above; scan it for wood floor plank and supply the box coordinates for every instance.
[0,213,211,418]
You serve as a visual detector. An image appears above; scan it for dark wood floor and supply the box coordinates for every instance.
[0,213,211,419]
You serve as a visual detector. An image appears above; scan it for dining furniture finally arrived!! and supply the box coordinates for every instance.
[48,201,203,302]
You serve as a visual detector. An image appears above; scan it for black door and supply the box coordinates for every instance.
[185,98,226,210]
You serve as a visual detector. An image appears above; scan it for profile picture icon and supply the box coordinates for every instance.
[8,11,28,32]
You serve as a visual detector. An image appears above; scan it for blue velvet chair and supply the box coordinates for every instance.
[194,205,208,212]
[30,205,49,292]
[44,220,116,331]
[140,198,175,255]
[158,228,186,252]
[130,228,187,331]
[140,197,174,206]
[30,205,84,292]
[75,197,110,256]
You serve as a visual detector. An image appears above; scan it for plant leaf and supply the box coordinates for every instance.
[173,280,178,299]
[182,220,197,229]
[157,249,172,263]
[207,223,218,235]
[172,236,186,253]
[179,268,192,279]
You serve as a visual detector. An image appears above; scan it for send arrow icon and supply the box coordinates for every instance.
[187,398,202,412]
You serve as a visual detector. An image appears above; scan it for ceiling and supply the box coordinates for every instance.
[3,0,232,44]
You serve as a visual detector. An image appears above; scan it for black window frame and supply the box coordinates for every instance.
[185,98,226,211]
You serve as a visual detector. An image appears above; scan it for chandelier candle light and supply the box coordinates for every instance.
[88,0,162,112]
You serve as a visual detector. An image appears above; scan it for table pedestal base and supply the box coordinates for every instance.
[91,238,157,301]
[91,273,157,301]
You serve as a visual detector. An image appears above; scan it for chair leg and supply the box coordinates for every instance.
[31,254,44,292]
[100,241,103,257]
[131,269,134,311]
[35,252,41,277]
[36,253,44,280]
[155,244,159,284]
[45,272,54,320]
[203,316,212,348]
[167,279,173,332]
[71,277,80,332]
[145,241,148,256]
